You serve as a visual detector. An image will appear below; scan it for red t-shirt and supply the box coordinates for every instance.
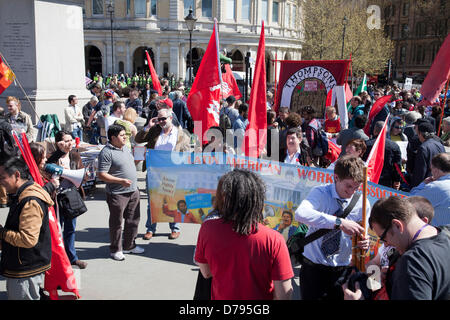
[325,118,341,134]
[195,218,294,300]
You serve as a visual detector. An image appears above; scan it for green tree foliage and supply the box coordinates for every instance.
[300,0,394,76]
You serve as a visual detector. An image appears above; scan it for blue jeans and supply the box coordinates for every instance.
[72,127,83,141]
[60,214,79,263]
[145,173,180,233]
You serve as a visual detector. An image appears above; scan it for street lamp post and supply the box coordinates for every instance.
[107,1,115,75]
[184,7,197,87]
[341,16,348,59]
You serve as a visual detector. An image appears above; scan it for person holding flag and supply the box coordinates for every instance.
[0,157,53,300]
[362,120,402,189]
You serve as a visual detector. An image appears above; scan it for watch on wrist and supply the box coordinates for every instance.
[334,217,342,230]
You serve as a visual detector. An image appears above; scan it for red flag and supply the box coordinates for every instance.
[363,95,392,136]
[13,133,80,300]
[344,82,353,103]
[221,64,241,99]
[243,21,267,158]
[419,33,450,105]
[365,117,389,184]
[0,56,15,95]
[187,20,222,144]
[325,88,333,107]
[145,50,162,96]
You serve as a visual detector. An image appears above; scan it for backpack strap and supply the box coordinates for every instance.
[300,192,362,247]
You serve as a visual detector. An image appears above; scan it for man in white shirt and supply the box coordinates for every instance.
[280,128,311,166]
[135,108,190,241]
[107,101,126,126]
[64,95,84,141]
[295,155,370,300]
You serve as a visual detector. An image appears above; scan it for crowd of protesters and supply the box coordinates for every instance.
[0,71,449,301]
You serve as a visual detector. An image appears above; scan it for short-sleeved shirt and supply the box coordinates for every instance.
[195,219,294,300]
[97,143,137,194]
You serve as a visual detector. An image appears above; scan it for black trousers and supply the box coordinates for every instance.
[300,257,351,300]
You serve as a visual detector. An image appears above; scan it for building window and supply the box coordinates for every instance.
[202,0,212,18]
[291,5,297,29]
[285,3,290,28]
[272,1,279,24]
[225,0,235,20]
[135,0,146,16]
[402,2,409,16]
[184,0,195,16]
[261,0,268,22]
[400,46,406,64]
[126,0,131,16]
[416,45,425,65]
[241,0,250,20]
[92,0,104,15]
[151,0,157,16]
[401,24,409,38]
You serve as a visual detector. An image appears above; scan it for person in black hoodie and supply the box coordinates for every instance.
[0,157,53,300]
[363,121,402,190]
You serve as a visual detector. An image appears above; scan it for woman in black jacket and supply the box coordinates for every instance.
[47,131,87,269]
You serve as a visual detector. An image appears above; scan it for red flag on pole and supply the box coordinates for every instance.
[13,133,80,300]
[243,21,267,158]
[221,64,241,99]
[187,19,222,144]
[0,56,15,95]
[363,95,392,136]
[365,117,389,184]
[344,82,353,103]
[145,50,162,96]
[419,33,450,105]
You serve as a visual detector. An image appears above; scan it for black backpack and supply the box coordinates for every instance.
[312,127,329,157]
[219,109,232,132]
[0,119,19,164]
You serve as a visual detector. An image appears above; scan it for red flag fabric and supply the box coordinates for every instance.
[325,88,333,107]
[365,117,389,184]
[0,56,15,95]
[243,21,267,158]
[344,82,353,103]
[187,20,222,144]
[221,64,241,100]
[419,33,450,105]
[363,95,392,136]
[324,140,341,163]
[145,50,162,96]
[13,133,80,300]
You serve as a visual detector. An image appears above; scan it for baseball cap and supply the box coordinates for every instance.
[159,98,173,108]
[104,89,115,98]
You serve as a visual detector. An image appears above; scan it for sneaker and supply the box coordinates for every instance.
[111,251,125,261]
[123,245,145,254]
[168,232,180,240]
[143,231,153,240]
[71,260,88,269]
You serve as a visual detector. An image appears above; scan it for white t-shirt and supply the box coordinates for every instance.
[155,126,179,151]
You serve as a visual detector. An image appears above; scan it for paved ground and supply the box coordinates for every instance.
[0,171,300,300]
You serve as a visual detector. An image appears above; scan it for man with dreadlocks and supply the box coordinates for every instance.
[194,169,294,300]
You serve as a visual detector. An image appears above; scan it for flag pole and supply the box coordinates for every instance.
[353,166,367,271]
[274,52,278,112]
[437,77,449,137]
[0,51,39,119]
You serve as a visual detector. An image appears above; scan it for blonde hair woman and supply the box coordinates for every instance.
[114,107,138,149]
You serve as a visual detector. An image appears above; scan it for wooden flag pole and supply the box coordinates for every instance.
[353,166,368,271]
[437,77,450,137]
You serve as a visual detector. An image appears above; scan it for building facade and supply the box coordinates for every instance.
[83,0,302,84]
[382,0,449,83]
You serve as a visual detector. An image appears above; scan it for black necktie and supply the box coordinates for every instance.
[320,199,346,258]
